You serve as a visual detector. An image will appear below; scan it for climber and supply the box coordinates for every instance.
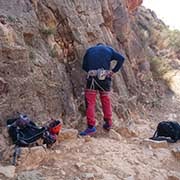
[80,43,125,136]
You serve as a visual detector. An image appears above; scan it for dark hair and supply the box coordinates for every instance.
[96,43,104,46]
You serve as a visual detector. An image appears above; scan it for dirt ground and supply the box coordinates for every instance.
[16,95,180,180]
[1,94,180,180]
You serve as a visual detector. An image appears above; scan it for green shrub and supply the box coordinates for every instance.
[40,28,56,36]
[49,48,58,58]
[7,16,16,22]
[29,51,35,59]
[150,57,172,77]
[168,29,180,52]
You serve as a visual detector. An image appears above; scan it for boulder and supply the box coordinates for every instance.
[168,171,180,180]
[17,146,47,170]
[108,129,122,141]
[57,128,78,142]
[17,170,45,180]
[172,147,180,160]
[0,165,15,178]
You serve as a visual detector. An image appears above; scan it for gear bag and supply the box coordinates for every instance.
[7,115,46,146]
[150,121,180,143]
[6,113,62,165]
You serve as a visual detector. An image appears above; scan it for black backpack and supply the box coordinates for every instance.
[6,114,61,165]
[7,115,46,146]
[150,121,180,143]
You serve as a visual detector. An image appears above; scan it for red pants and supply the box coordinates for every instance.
[85,89,112,126]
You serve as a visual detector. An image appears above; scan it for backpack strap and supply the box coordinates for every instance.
[150,129,177,143]
[150,136,176,143]
[150,130,158,140]
[12,145,21,165]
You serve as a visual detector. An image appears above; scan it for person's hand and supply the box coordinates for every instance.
[109,71,114,77]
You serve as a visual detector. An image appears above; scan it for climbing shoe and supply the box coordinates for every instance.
[103,122,112,131]
[79,126,96,136]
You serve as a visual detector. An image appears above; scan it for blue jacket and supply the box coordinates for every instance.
[82,44,125,73]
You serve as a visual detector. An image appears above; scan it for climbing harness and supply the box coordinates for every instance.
[87,69,112,91]
[87,69,111,80]
[90,78,105,91]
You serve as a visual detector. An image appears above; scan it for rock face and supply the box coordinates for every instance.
[127,0,143,11]
[0,0,166,126]
[1,2,180,180]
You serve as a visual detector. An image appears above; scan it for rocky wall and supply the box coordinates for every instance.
[0,0,162,127]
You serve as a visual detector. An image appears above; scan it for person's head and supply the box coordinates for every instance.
[96,43,105,46]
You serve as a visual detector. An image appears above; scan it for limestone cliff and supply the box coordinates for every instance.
[0,0,167,126]
[1,1,180,179]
